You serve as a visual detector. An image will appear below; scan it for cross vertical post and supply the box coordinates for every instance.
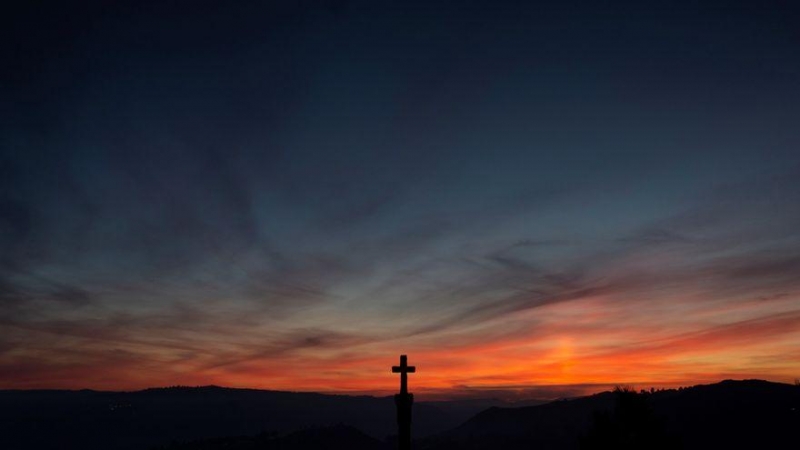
[391,354,416,450]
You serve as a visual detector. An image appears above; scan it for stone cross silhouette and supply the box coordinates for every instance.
[392,354,415,450]
[392,354,416,394]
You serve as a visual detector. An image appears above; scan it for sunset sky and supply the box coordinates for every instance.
[2,1,799,400]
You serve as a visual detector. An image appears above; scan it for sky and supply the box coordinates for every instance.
[1,1,799,400]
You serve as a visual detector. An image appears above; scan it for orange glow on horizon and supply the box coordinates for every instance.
[3,291,799,401]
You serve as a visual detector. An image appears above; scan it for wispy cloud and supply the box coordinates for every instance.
[2,1,799,395]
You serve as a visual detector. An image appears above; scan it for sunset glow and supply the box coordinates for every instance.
[2,1,799,401]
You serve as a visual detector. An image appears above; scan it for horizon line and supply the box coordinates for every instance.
[2,377,793,401]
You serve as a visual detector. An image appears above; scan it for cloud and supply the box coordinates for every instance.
[1,2,799,393]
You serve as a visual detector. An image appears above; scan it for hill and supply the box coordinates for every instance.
[2,380,796,449]
[425,379,800,449]
[0,386,513,450]
[153,424,388,450]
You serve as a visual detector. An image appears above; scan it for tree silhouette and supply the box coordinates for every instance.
[580,386,678,449]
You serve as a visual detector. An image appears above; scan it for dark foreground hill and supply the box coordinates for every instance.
[0,386,523,450]
[2,380,797,450]
[155,424,389,450]
[424,379,800,450]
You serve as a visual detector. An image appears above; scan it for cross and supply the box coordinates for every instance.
[392,354,416,395]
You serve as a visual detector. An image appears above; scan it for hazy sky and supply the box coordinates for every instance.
[2,1,799,399]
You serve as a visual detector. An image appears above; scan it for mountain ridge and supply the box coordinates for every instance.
[2,379,797,450]
[424,379,799,449]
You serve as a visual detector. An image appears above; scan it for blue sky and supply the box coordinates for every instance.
[1,0,799,396]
